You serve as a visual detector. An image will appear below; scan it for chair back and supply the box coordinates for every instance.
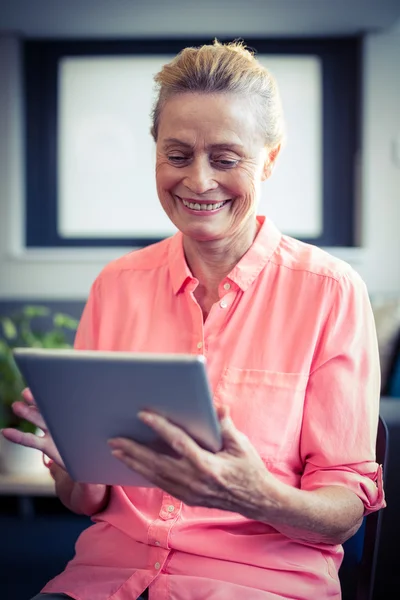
[340,415,389,600]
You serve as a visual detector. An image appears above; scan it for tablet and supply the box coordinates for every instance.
[13,348,222,487]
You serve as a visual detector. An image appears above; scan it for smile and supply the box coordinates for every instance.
[179,197,230,212]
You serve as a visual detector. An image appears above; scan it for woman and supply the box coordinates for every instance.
[2,41,385,600]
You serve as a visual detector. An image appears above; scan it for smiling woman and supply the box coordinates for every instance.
[155,93,273,245]
[3,40,385,600]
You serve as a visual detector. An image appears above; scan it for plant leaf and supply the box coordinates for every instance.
[0,305,78,426]
[53,313,79,330]
[22,305,50,318]
[0,317,17,340]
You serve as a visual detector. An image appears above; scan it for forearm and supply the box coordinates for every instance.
[50,463,110,516]
[244,481,364,545]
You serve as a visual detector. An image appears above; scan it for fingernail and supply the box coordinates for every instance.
[111,449,124,459]
[138,411,153,423]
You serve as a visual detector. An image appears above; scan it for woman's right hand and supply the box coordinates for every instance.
[1,387,109,515]
[1,387,65,469]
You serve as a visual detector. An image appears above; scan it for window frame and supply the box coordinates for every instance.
[24,37,362,248]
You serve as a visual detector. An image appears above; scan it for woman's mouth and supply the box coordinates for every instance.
[177,196,231,212]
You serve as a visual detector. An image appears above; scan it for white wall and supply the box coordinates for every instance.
[0,29,399,300]
[361,29,400,294]
[0,36,124,300]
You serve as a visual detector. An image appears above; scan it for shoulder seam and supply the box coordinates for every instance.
[269,257,349,283]
[100,249,169,276]
[100,260,168,278]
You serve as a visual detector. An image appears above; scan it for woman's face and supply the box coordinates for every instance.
[155,93,275,242]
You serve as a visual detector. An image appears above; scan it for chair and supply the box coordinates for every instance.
[340,415,389,600]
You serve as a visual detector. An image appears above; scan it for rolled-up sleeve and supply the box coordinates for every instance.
[300,269,386,515]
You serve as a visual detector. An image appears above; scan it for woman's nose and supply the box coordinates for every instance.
[183,158,218,195]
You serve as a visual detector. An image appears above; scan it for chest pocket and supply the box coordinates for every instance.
[214,368,309,460]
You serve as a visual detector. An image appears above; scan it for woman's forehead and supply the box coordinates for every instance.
[157,93,262,147]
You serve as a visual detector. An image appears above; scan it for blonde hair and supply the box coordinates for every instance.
[151,40,285,148]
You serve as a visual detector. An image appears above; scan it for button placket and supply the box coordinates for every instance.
[218,281,235,310]
[159,493,182,520]
[148,517,174,549]
[186,286,206,355]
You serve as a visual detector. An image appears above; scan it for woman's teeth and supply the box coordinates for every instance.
[181,199,228,211]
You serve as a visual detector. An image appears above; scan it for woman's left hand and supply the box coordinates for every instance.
[108,405,280,515]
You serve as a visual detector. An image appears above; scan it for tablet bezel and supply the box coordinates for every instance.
[13,348,222,487]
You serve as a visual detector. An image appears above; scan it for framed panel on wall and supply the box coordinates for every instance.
[24,37,361,248]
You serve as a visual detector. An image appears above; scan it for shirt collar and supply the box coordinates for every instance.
[168,215,282,295]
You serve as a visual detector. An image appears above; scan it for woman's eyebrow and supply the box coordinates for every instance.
[163,138,193,149]
[163,138,244,151]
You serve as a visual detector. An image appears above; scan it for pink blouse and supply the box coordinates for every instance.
[43,216,385,600]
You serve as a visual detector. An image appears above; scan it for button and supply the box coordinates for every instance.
[154,561,161,570]
[197,341,203,349]
[223,282,231,290]
[220,300,228,309]
[167,505,175,512]
[154,541,161,546]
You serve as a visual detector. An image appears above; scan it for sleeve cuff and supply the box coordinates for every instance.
[301,462,386,516]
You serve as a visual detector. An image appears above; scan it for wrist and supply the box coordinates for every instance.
[234,471,289,524]
[255,477,292,521]
[239,472,302,527]
[71,482,110,516]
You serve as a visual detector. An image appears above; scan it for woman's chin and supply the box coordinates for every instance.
[176,219,229,242]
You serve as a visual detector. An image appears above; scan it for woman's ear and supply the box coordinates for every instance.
[262,144,281,181]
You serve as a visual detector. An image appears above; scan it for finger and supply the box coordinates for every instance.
[1,427,65,469]
[22,387,36,406]
[110,441,177,484]
[215,404,230,421]
[11,401,47,431]
[137,411,209,464]
[110,446,197,497]
[218,410,249,455]
[1,427,46,452]
[108,436,158,462]
[111,448,156,478]
[111,448,178,491]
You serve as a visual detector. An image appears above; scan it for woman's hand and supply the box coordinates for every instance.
[1,387,109,516]
[108,405,281,515]
[1,387,65,469]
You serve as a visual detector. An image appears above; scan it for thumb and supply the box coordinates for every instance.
[22,387,36,406]
[215,403,230,422]
[215,404,244,454]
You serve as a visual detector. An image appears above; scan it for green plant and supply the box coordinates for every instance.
[0,305,79,432]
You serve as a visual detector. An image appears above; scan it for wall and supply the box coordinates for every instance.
[0,28,399,301]
[0,35,120,300]
[362,28,400,295]
[1,0,399,38]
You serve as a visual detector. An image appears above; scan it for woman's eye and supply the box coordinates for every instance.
[213,159,239,169]
[167,155,187,164]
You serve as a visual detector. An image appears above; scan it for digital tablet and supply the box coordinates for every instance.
[13,348,222,487]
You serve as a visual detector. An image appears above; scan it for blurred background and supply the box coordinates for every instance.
[0,1,399,599]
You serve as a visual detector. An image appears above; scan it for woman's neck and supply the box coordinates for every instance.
[182,218,259,295]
